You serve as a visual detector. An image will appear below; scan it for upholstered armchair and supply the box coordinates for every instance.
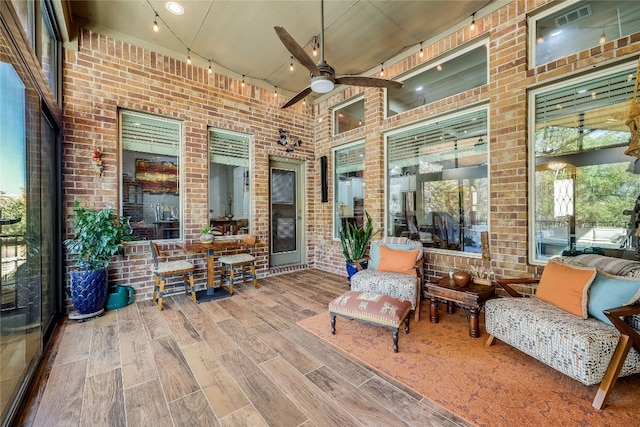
[350,236,424,321]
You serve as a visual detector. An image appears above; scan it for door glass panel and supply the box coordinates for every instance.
[271,168,296,253]
[0,58,42,420]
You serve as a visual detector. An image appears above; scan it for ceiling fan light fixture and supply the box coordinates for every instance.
[310,76,334,93]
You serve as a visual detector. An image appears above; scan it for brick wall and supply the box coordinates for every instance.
[63,0,640,308]
[311,0,640,294]
[62,29,314,308]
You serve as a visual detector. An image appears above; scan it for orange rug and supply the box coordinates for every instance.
[298,307,640,427]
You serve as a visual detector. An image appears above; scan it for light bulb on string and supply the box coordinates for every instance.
[274,86,278,98]
[380,63,384,77]
[599,30,606,45]
[419,43,424,58]
[153,13,159,32]
[208,61,212,74]
[470,13,476,31]
[290,56,294,72]
[312,36,318,57]
[241,75,245,88]
[186,49,191,65]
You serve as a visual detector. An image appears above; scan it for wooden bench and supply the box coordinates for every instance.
[329,290,412,352]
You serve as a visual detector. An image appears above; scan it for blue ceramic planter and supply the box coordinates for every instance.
[346,260,368,285]
[71,268,108,314]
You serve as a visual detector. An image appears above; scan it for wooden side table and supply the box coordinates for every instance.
[424,277,496,338]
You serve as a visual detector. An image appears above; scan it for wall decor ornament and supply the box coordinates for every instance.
[277,128,302,152]
[92,149,103,177]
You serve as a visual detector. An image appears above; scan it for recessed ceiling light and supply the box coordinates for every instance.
[166,2,185,15]
[416,86,423,91]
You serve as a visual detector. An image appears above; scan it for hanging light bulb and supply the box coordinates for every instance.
[241,75,245,88]
[153,13,159,32]
[380,63,384,77]
[312,36,318,57]
[274,86,278,98]
[208,61,212,74]
[470,13,476,31]
[437,64,442,71]
[186,49,191,65]
[419,43,424,58]
[599,30,606,45]
[290,56,294,72]
[302,98,306,105]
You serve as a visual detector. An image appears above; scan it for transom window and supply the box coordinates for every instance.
[530,63,640,262]
[120,110,182,241]
[333,97,364,135]
[530,1,640,68]
[386,107,489,253]
[387,42,487,117]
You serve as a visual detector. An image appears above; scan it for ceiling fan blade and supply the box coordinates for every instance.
[334,76,403,89]
[281,87,313,109]
[274,26,320,77]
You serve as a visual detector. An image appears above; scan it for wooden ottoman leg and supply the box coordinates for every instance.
[392,328,399,353]
[330,313,336,335]
[404,315,410,334]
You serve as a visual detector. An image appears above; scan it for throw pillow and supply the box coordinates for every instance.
[587,272,640,326]
[375,245,420,275]
[369,243,417,270]
[535,261,597,318]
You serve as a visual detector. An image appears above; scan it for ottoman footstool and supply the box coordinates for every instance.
[329,290,412,352]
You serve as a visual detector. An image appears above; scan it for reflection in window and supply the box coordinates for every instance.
[334,142,365,239]
[532,1,640,67]
[334,97,364,135]
[386,108,489,253]
[120,111,181,240]
[387,43,487,117]
[531,64,640,261]
[209,129,251,236]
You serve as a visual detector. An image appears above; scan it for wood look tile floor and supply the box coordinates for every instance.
[17,270,471,427]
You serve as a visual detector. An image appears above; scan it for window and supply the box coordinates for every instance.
[40,1,59,100]
[209,129,251,236]
[333,97,364,135]
[530,63,640,262]
[120,111,182,241]
[531,1,640,67]
[386,107,489,253]
[387,42,487,117]
[334,142,365,239]
[11,0,34,43]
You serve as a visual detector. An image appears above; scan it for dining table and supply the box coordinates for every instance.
[182,240,244,302]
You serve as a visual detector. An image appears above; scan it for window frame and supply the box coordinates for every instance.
[332,140,366,240]
[332,95,365,136]
[527,61,638,264]
[119,109,183,242]
[207,127,253,238]
[384,104,490,256]
[385,37,489,119]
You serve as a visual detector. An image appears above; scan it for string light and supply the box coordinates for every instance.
[241,75,245,88]
[274,86,278,97]
[599,30,606,45]
[186,48,191,65]
[419,43,424,58]
[312,36,318,57]
[290,56,294,72]
[208,60,212,74]
[380,63,384,77]
[437,64,442,71]
[470,13,476,31]
[152,13,159,32]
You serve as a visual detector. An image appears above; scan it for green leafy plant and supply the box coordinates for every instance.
[339,211,376,263]
[201,226,215,234]
[64,202,133,270]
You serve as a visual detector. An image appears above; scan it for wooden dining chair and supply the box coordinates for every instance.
[149,241,196,310]
[218,234,258,295]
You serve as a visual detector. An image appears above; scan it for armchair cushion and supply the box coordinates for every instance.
[588,272,640,326]
[376,246,421,275]
[369,241,422,270]
[535,261,596,318]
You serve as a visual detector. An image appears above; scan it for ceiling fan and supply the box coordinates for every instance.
[274,0,403,109]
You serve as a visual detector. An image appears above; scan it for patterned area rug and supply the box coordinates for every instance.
[298,305,640,427]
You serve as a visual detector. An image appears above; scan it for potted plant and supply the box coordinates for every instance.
[64,202,133,320]
[200,226,216,243]
[339,211,376,283]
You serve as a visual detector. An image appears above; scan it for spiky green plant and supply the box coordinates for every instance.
[339,211,376,263]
